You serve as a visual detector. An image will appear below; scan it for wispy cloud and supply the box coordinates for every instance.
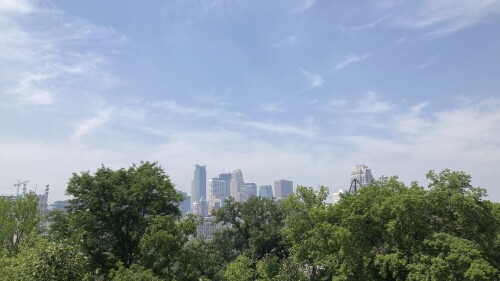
[234,120,316,138]
[353,91,394,113]
[153,100,219,117]
[335,54,370,70]
[272,35,300,48]
[0,0,123,107]
[417,55,440,69]
[71,108,114,141]
[300,69,324,88]
[337,16,389,32]
[291,0,316,13]
[393,0,500,38]
[261,101,287,113]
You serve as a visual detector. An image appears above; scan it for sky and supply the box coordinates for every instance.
[1,0,500,203]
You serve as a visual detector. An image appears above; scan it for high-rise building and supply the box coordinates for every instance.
[239,183,257,202]
[274,179,293,200]
[258,185,273,198]
[350,165,373,188]
[218,173,232,200]
[230,169,244,201]
[191,165,206,213]
[50,200,69,212]
[332,189,346,204]
[178,191,191,216]
[192,197,209,217]
[209,178,227,212]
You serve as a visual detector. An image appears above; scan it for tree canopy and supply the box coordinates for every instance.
[1,165,498,280]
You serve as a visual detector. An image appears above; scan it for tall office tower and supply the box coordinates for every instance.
[178,191,191,216]
[350,165,373,188]
[239,183,257,202]
[274,179,293,200]
[259,185,273,198]
[192,197,209,217]
[209,178,226,212]
[332,189,346,204]
[230,169,244,201]
[191,165,207,213]
[218,173,232,200]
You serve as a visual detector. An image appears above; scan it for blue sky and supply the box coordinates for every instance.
[1,0,500,202]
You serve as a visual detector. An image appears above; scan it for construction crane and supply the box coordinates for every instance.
[13,180,29,197]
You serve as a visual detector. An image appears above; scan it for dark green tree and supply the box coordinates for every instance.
[0,194,43,255]
[60,161,182,274]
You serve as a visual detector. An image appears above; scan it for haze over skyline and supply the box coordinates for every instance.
[1,0,500,203]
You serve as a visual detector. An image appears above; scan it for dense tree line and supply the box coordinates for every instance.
[0,162,498,280]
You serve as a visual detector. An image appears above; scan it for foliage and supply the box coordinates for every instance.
[138,214,197,279]
[0,194,43,255]
[213,196,287,260]
[56,161,183,274]
[0,235,91,281]
[110,263,161,281]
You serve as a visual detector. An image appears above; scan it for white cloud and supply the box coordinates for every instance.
[261,101,286,113]
[0,0,122,108]
[272,35,300,48]
[233,120,316,138]
[300,69,324,88]
[353,91,394,113]
[335,54,370,71]
[337,16,389,32]
[71,108,114,141]
[0,0,33,14]
[393,0,500,37]
[417,54,440,69]
[292,0,316,13]
[154,100,219,117]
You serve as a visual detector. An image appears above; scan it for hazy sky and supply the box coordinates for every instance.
[1,0,500,203]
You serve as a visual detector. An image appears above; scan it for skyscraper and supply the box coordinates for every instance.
[218,173,232,199]
[350,165,373,188]
[274,179,293,200]
[191,164,206,213]
[230,169,244,201]
[332,189,346,204]
[239,183,257,202]
[209,178,226,211]
[258,185,273,198]
[178,191,191,216]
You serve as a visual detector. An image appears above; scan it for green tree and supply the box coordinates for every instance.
[0,194,43,255]
[0,236,91,281]
[110,263,162,281]
[214,196,287,260]
[58,161,183,274]
[224,255,255,281]
[139,214,196,279]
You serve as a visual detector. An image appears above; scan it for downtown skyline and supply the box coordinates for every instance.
[1,0,500,203]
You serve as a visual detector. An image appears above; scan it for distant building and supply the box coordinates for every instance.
[191,165,206,213]
[274,179,293,200]
[239,183,257,202]
[50,200,69,212]
[178,191,191,216]
[332,189,346,204]
[350,165,373,188]
[209,178,227,212]
[230,169,244,201]
[258,185,273,198]
[218,173,232,201]
[192,197,209,217]
[196,216,224,240]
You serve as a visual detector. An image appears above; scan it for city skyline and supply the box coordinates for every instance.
[1,0,500,203]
